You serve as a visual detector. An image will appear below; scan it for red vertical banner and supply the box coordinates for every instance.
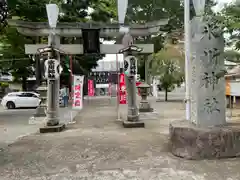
[119,73,127,104]
[88,79,95,96]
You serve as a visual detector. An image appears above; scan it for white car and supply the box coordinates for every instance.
[1,92,41,109]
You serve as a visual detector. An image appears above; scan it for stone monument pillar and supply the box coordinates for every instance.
[190,16,226,127]
[168,17,240,160]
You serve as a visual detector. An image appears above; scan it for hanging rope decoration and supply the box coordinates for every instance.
[0,0,8,29]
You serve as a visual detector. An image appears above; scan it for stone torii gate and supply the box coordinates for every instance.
[9,20,168,55]
[9,19,168,126]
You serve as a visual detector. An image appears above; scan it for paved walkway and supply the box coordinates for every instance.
[0,106,77,148]
[1,97,240,179]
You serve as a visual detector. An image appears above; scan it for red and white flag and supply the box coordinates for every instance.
[72,75,84,110]
[119,73,127,104]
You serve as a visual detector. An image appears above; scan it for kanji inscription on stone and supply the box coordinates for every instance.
[200,72,219,90]
[203,97,220,114]
[203,48,220,67]
[190,16,225,127]
[202,20,221,40]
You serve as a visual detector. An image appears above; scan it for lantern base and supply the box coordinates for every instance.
[39,123,65,133]
[122,120,145,128]
[34,105,47,117]
[139,101,153,113]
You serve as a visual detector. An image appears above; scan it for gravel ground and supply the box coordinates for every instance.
[0,98,240,180]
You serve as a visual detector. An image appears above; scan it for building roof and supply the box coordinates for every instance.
[225,65,240,79]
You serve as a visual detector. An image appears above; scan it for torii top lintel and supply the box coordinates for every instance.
[8,19,168,37]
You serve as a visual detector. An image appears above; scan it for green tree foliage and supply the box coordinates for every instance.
[60,0,116,77]
[8,0,51,21]
[126,0,184,80]
[0,0,117,90]
[89,0,117,22]
[153,58,184,101]
[151,45,184,101]
[127,0,183,31]
[60,0,116,22]
[59,0,116,86]
[0,0,54,90]
[131,0,216,80]
[0,26,35,90]
[224,50,240,62]
[222,2,240,50]
[127,0,184,45]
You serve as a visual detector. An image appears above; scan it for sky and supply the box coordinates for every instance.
[98,0,236,64]
[214,0,235,11]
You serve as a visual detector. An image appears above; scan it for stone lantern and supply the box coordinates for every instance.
[34,81,48,117]
[137,83,153,112]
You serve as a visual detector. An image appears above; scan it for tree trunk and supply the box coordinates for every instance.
[165,88,168,101]
[22,77,27,91]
